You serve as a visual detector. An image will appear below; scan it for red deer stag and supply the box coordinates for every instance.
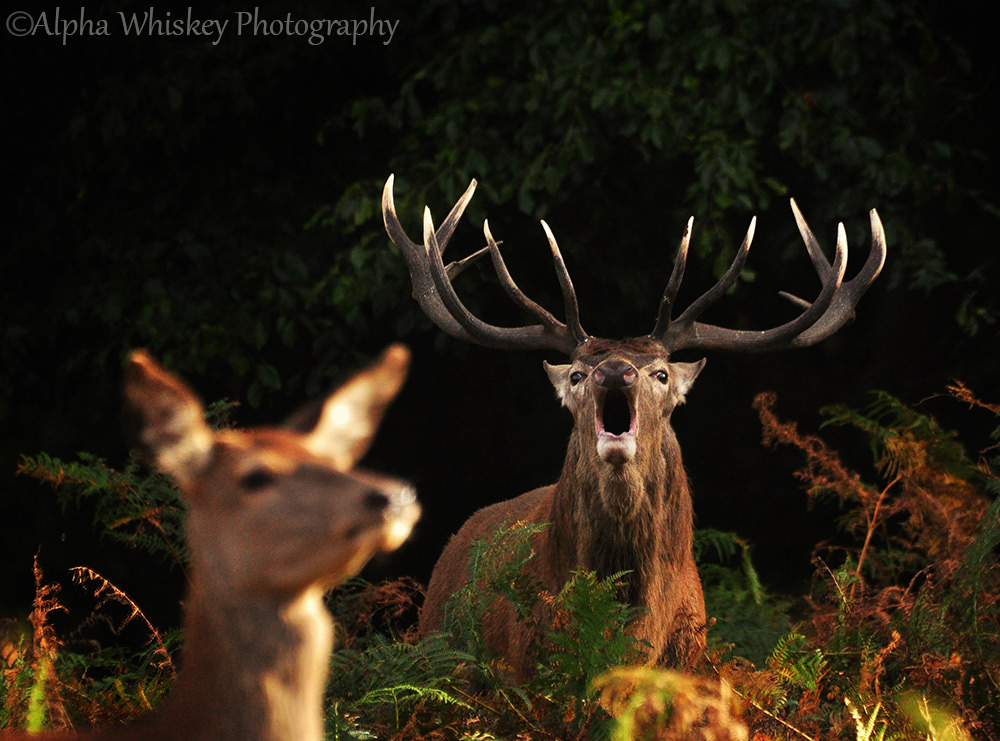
[4,346,419,740]
[383,174,885,678]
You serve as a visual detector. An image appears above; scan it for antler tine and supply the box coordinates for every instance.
[482,220,565,333]
[651,217,693,338]
[383,175,587,355]
[382,173,420,253]
[416,203,580,355]
[444,245,490,280]
[788,198,833,281]
[653,217,756,343]
[382,175,477,340]
[383,174,478,257]
[541,221,588,344]
[779,206,887,347]
[654,204,857,354]
[434,178,479,260]
[422,206,497,344]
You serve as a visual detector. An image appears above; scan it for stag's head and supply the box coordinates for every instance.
[543,337,704,468]
[382,174,886,487]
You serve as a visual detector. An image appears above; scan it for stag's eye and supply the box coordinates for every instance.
[240,467,275,491]
[653,370,669,384]
[569,371,586,386]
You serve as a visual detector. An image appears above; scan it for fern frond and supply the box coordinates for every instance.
[845,697,887,741]
[438,520,547,667]
[68,567,173,676]
[536,569,644,698]
[17,452,188,569]
[355,684,470,709]
[767,631,827,692]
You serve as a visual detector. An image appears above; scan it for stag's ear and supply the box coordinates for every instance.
[304,344,410,470]
[123,350,213,490]
[543,361,573,405]
[668,359,707,405]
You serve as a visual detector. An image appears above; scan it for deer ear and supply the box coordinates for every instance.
[304,344,410,470]
[668,359,707,404]
[123,350,213,489]
[543,361,572,405]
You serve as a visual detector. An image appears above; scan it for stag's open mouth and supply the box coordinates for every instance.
[595,389,637,464]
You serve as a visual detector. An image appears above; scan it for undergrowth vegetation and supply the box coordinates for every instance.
[2,384,996,739]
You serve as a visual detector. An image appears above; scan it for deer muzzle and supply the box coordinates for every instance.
[348,470,421,551]
[593,360,638,389]
[382,483,421,550]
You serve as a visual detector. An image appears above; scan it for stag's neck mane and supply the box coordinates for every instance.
[548,423,695,602]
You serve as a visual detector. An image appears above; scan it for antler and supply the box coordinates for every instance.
[384,175,886,358]
[780,200,887,347]
[650,198,886,354]
[382,174,588,355]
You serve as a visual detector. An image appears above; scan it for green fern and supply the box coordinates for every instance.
[438,521,547,671]
[329,631,471,699]
[954,492,1000,604]
[696,528,789,665]
[15,399,240,571]
[534,569,644,700]
[767,630,827,694]
[822,391,973,480]
[17,452,188,569]
[845,697,888,741]
[326,631,473,735]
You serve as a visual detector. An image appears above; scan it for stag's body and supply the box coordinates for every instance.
[420,337,706,674]
[4,346,418,741]
[383,174,885,678]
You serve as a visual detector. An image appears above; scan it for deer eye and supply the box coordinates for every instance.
[569,371,586,386]
[653,370,669,384]
[240,467,275,491]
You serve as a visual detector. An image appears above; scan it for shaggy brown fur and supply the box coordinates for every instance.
[419,338,708,678]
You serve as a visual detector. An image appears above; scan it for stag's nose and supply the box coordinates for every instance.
[593,360,638,389]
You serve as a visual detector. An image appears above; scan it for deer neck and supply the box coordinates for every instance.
[152,574,333,741]
[549,423,694,601]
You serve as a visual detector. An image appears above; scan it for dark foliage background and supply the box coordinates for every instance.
[3,0,997,631]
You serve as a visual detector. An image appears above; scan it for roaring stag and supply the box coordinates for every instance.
[382,174,885,677]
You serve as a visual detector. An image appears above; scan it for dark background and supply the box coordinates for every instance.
[3,0,998,631]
